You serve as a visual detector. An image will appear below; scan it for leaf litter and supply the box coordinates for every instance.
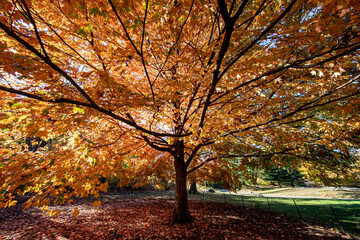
[0,197,354,239]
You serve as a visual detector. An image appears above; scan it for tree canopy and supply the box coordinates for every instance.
[0,0,359,223]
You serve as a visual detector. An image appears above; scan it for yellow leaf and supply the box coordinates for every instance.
[92,200,101,207]
[49,210,61,217]
[72,207,80,217]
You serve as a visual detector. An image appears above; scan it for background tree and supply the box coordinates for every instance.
[263,167,305,187]
[263,168,287,187]
[188,182,199,194]
[0,0,360,224]
[298,143,359,186]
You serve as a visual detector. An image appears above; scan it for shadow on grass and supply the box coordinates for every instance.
[196,192,360,238]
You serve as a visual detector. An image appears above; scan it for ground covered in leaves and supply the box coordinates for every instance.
[0,197,354,239]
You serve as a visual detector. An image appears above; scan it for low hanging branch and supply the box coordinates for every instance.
[187,147,299,175]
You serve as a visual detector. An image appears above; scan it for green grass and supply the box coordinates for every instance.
[188,191,360,237]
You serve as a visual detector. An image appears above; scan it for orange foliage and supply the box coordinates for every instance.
[0,0,359,217]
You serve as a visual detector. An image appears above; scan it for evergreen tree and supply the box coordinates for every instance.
[263,168,305,187]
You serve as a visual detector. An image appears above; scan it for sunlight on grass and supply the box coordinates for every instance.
[197,190,360,237]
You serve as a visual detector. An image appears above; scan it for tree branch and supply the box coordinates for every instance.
[178,83,201,134]
[212,42,360,105]
[198,0,236,128]
[217,0,230,23]
[0,85,192,138]
[187,147,298,175]
[220,0,297,79]
[224,114,315,137]
[0,21,97,106]
[141,135,172,152]
[140,0,149,54]
[223,73,360,137]
[292,43,360,69]
[91,131,129,149]
[230,0,249,22]
[0,85,93,108]
[187,157,216,175]
[281,74,360,120]
[108,0,141,55]
[151,0,195,86]
[18,0,50,61]
[185,140,215,168]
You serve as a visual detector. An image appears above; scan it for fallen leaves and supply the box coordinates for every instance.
[92,200,101,208]
[72,207,79,218]
[0,196,352,239]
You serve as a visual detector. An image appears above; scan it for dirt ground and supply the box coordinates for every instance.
[0,197,354,239]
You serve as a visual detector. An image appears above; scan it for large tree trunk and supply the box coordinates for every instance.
[171,140,193,225]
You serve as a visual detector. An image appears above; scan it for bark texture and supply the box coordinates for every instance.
[171,140,193,225]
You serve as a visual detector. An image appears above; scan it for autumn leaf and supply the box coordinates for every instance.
[49,210,61,217]
[92,200,101,208]
[72,207,80,217]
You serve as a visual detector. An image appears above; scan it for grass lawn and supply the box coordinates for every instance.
[189,189,360,237]
[235,185,360,199]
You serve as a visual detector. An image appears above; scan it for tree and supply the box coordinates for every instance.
[263,167,305,187]
[263,168,286,187]
[286,169,305,187]
[188,182,199,194]
[298,143,359,186]
[0,0,360,224]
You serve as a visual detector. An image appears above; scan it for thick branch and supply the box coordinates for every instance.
[217,0,230,23]
[19,0,50,60]
[219,0,297,80]
[0,21,97,106]
[187,147,297,175]
[0,85,93,108]
[185,140,215,168]
[199,1,296,129]
[0,85,191,138]
[231,0,249,22]
[199,0,236,128]
[141,135,172,152]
